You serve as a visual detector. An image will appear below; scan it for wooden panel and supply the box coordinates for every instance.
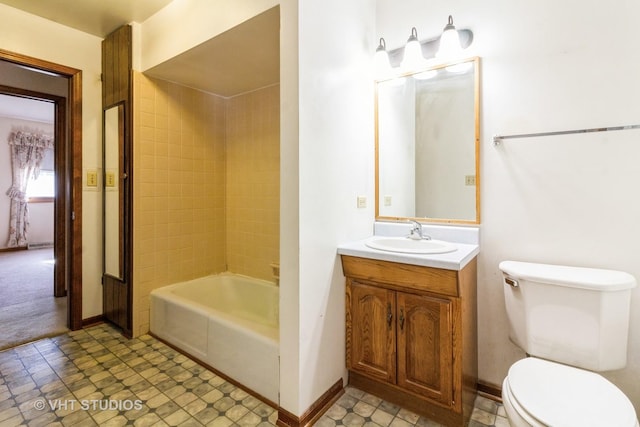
[348,281,396,383]
[102,24,133,336]
[341,255,459,297]
[102,25,131,108]
[103,275,128,330]
[459,257,478,417]
[53,97,67,298]
[397,293,452,406]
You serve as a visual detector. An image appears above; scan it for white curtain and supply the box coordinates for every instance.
[6,130,54,247]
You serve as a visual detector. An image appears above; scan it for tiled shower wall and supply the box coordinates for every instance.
[226,84,280,281]
[133,72,280,336]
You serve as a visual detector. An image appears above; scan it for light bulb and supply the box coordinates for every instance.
[401,27,425,72]
[373,38,392,79]
[436,16,462,60]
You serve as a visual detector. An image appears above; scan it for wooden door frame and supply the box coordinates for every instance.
[0,85,66,299]
[0,49,83,330]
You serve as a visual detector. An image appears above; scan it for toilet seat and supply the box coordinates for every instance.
[506,358,638,427]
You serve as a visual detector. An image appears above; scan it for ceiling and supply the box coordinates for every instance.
[0,0,173,37]
[0,1,280,97]
[145,7,280,97]
[0,94,54,123]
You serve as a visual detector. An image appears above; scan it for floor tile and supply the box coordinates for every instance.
[0,324,506,426]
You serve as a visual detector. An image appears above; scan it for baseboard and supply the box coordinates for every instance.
[477,380,502,402]
[277,379,344,427]
[82,315,104,328]
[0,246,27,253]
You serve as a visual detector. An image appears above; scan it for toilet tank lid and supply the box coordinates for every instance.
[499,260,637,291]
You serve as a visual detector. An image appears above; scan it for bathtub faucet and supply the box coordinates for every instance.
[408,220,431,240]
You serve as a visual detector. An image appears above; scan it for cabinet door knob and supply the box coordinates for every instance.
[399,308,405,331]
[387,302,393,328]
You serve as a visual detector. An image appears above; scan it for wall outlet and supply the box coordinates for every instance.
[384,195,392,206]
[357,196,367,209]
[87,170,98,187]
[465,175,476,186]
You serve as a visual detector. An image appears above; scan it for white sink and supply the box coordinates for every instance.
[365,237,457,254]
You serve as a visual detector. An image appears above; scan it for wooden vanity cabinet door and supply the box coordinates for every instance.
[396,292,453,406]
[348,281,396,383]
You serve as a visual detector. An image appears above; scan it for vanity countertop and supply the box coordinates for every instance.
[337,222,480,271]
[337,237,478,271]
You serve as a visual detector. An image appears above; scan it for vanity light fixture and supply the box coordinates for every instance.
[374,15,473,79]
[400,27,426,71]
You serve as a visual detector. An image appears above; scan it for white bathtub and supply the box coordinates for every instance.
[150,273,279,403]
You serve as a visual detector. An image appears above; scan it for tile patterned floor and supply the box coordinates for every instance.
[0,324,507,426]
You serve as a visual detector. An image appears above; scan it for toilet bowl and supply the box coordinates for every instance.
[502,358,638,427]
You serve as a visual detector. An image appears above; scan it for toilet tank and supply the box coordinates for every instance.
[500,260,636,371]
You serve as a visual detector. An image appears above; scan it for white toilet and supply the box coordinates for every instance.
[499,260,639,427]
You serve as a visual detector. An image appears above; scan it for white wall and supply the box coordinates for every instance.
[0,3,104,319]
[377,0,640,411]
[293,0,376,414]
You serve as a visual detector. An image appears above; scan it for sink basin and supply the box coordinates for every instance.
[365,237,457,254]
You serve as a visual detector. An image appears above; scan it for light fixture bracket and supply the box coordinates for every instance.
[443,15,455,32]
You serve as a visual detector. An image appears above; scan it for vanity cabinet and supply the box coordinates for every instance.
[342,255,477,427]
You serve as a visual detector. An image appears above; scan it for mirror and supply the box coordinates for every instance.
[376,57,480,224]
[103,103,124,279]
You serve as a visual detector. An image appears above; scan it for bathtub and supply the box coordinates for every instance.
[150,273,279,403]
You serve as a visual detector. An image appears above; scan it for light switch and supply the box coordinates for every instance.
[105,171,116,187]
[384,195,392,206]
[87,170,98,187]
[465,175,476,186]
[357,196,367,209]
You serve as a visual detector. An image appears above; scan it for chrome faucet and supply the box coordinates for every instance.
[408,220,431,240]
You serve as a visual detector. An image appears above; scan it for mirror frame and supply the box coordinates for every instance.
[102,101,125,280]
[375,56,480,224]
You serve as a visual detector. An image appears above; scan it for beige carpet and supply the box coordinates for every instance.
[0,248,68,350]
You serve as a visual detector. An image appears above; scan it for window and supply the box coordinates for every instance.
[27,170,55,201]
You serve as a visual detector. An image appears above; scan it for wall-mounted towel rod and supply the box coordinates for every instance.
[493,124,640,146]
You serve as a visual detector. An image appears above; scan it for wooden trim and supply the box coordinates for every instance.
[0,49,83,331]
[69,69,83,330]
[82,315,105,328]
[0,84,66,299]
[341,255,460,297]
[0,246,28,253]
[53,93,67,299]
[477,380,502,402]
[374,56,481,225]
[0,49,81,77]
[350,371,465,426]
[276,379,344,427]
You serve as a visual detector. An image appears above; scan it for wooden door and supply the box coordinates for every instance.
[397,292,453,405]
[347,281,396,383]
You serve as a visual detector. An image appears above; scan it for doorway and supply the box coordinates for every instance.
[0,48,83,332]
